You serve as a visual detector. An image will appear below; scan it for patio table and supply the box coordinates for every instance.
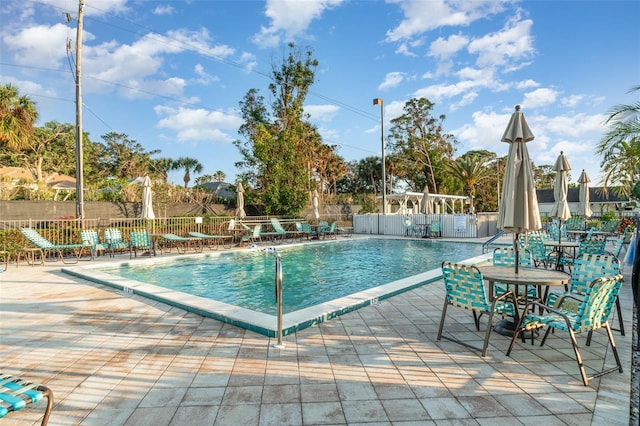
[478,265,570,337]
[544,240,579,270]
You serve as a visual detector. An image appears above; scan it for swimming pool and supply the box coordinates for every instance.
[63,237,489,337]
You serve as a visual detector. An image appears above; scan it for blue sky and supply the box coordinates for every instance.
[1,0,638,188]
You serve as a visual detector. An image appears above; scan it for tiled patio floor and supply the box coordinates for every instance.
[0,240,632,425]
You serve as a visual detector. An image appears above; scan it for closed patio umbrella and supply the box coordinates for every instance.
[141,175,155,220]
[497,105,541,272]
[549,151,572,242]
[236,182,246,220]
[421,186,433,214]
[577,169,593,219]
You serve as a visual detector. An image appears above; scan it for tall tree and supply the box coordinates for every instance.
[234,43,328,215]
[213,170,226,182]
[387,98,457,193]
[173,157,203,188]
[597,85,640,197]
[95,132,159,180]
[151,157,175,183]
[0,84,38,152]
[444,150,494,212]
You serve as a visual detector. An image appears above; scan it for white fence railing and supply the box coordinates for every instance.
[353,213,479,238]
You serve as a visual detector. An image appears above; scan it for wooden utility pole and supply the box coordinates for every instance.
[74,0,85,219]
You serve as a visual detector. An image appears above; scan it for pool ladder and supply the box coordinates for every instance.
[256,246,284,348]
[482,230,505,253]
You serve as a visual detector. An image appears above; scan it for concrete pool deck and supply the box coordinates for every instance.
[0,236,633,425]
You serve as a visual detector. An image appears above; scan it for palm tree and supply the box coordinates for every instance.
[597,85,640,197]
[445,152,494,212]
[173,157,203,188]
[0,84,39,151]
[212,170,226,182]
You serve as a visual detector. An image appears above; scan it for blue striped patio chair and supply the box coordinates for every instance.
[546,254,624,336]
[438,261,517,357]
[526,233,552,268]
[507,274,624,386]
[557,237,606,271]
[20,228,86,264]
[0,372,53,425]
[103,228,130,256]
[80,230,108,260]
[129,230,155,258]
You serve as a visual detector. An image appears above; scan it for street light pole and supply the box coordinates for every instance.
[74,0,85,220]
[373,98,386,215]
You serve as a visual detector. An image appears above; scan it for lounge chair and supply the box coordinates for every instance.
[241,224,262,246]
[336,224,353,237]
[80,230,108,259]
[438,261,517,357]
[130,230,155,258]
[188,231,232,250]
[103,228,130,256]
[507,274,624,386]
[270,218,297,241]
[260,220,284,242]
[20,228,86,264]
[160,233,203,254]
[0,371,53,425]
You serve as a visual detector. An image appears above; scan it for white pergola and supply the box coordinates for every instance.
[378,191,469,215]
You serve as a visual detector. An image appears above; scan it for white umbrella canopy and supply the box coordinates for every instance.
[421,186,433,214]
[497,105,541,272]
[549,151,572,242]
[141,175,155,220]
[311,189,320,221]
[577,169,593,218]
[236,182,246,220]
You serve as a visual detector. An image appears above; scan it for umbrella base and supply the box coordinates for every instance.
[494,319,535,340]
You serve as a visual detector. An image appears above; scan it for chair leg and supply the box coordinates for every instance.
[614,298,625,336]
[481,311,496,357]
[436,300,449,340]
[36,384,54,426]
[567,328,589,386]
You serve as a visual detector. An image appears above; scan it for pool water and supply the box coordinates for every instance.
[97,238,482,315]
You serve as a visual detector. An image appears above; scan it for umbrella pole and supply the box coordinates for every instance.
[514,233,519,274]
[558,220,562,244]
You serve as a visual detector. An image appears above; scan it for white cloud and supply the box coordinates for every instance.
[522,87,558,109]
[561,94,584,108]
[378,72,406,91]
[467,18,535,69]
[428,33,469,61]
[153,5,174,15]
[305,104,340,122]
[193,64,220,85]
[80,28,235,98]
[155,105,243,143]
[2,23,71,69]
[252,0,345,47]
[385,0,508,41]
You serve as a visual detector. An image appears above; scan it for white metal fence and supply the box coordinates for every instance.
[353,213,479,238]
